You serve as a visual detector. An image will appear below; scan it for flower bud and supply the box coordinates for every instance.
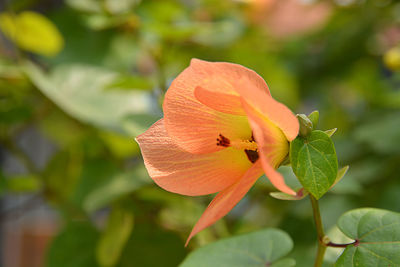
[296,114,313,137]
[308,110,319,129]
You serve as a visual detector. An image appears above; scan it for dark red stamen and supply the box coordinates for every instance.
[245,149,259,163]
[216,134,230,147]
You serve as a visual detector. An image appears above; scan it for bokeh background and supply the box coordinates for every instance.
[0,0,399,266]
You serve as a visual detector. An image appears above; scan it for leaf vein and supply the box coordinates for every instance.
[359,222,400,240]
[358,246,400,266]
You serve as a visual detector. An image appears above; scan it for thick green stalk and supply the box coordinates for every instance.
[310,195,327,267]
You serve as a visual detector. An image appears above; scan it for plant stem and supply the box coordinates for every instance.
[310,195,327,267]
[326,240,359,248]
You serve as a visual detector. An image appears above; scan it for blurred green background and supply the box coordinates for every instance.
[0,0,399,266]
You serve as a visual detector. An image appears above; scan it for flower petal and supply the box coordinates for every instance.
[136,119,253,196]
[236,79,299,141]
[194,86,244,116]
[185,161,264,245]
[191,59,270,115]
[163,59,266,154]
[188,59,299,141]
[241,98,296,195]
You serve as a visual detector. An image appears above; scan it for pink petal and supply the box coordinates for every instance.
[188,59,299,142]
[235,79,299,141]
[241,98,296,195]
[191,59,270,115]
[186,161,264,245]
[163,59,267,154]
[136,119,253,196]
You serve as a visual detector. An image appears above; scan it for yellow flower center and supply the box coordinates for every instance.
[216,134,259,163]
[230,139,258,151]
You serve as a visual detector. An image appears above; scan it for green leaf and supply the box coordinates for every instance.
[180,228,294,267]
[0,11,64,56]
[46,221,99,267]
[83,164,151,213]
[290,130,338,199]
[335,208,400,267]
[67,0,138,14]
[325,128,337,137]
[119,224,186,267]
[23,62,159,136]
[96,206,134,267]
[72,160,118,208]
[269,259,296,267]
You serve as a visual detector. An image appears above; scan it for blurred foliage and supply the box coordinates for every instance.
[0,0,400,266]
[180,228,295,267]
[0,11,64,56]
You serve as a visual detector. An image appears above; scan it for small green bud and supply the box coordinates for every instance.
[296,114,313,137]
[308,110,319,129]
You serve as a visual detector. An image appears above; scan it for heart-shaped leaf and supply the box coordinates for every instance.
[290,130,338,199]
[180,228,294,267]
[335,208,400,267]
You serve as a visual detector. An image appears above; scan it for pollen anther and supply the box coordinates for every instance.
[216,134,230,147]
[230,139,258,151]
[216,134,258,152]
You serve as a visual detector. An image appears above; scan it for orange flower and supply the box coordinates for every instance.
[136,59,299,245]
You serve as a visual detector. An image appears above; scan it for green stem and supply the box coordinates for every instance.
[310,195,327,267]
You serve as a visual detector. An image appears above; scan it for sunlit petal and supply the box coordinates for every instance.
[241,98,296,195]
[186,161,264,245]
[163,60,256,154]
[236,79,299,141]
[136,119,253,196]
[191,59,270,115]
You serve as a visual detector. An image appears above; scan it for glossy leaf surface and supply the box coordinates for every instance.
[336,208,400,267]
[290,130,338,199]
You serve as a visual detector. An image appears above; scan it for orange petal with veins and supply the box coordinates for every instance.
[136,119,253,196]
[191,59,270,115]
[190,60,298,141]
[241,98,296,195]
[235,78,299,141]
[163,59,268,154]
[186,161,264,245]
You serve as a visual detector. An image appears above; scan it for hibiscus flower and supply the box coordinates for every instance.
[136,59,299,244]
